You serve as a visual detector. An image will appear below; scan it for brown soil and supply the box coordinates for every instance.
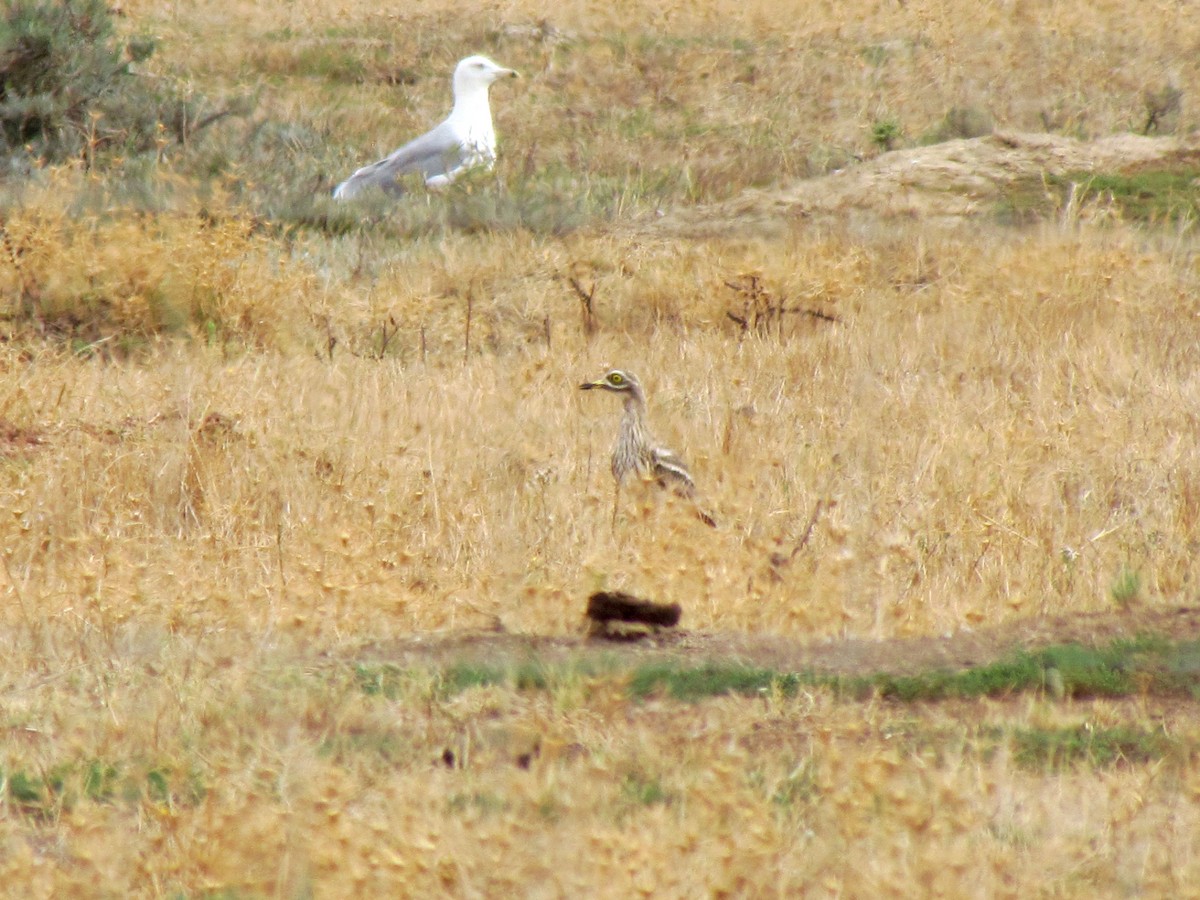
[353,604,1200,677]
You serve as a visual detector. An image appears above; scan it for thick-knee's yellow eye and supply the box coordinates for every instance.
[608,373,624,385]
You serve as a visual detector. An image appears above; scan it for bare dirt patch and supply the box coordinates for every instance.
[352,604,1200,677]
[652,131,1200,236]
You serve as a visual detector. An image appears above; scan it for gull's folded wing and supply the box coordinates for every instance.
[333,122,467,199]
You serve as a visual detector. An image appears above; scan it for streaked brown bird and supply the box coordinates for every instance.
[580,368,716,527]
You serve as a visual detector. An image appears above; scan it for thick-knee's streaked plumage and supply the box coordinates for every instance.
[580,369,715,527]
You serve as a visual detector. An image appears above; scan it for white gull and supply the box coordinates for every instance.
[333,55,518,200]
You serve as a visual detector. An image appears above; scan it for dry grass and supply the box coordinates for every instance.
[98,0,1200,216]
[5,220,1198,640]
[2,0,1200,895]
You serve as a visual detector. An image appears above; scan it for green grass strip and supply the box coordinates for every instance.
[1012,724,1176,770]
[354,635,1200,703]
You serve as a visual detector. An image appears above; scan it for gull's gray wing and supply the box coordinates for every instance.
[333,121,467,199]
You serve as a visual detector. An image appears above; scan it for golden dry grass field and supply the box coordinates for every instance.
[2,0,1200,895]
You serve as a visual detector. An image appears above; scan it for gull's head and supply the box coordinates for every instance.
[580,369,643,398]
[453,55,518,96]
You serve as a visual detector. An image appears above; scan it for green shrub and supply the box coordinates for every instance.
[870,117,902,151]
[0,0,202,166]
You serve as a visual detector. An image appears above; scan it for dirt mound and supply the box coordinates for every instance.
[654,131,1200,236]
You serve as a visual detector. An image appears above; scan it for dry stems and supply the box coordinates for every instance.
[1,0,1199,895]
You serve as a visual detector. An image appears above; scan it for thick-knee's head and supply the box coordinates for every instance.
[580,369,644,400]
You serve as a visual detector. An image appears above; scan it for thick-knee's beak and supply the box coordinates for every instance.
[580,380,599,390]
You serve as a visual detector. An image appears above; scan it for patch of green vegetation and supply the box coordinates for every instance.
[819,634,1185,702]
[83,761,119,802]
[1003,169,1200,226]
[262,27,299,42]
[858,636,1195,701]
[157,766,208,807]
[621,772,673,807]
[442,660,550,693]
[0,0,218,166]
[146,768,171,804]
[1,763,68,818]
[1111,566,1142,608]
[272,170,664,240]
[357,659,556,699]
[870,118,903,152]
[1064,169,1200,222]
[1141,84,1182,135]
[857,655,1042,702]
[3,759,206,817]
[1034,643,1133,696]
[627,661,803,700]
[1001,168,1200,226]
[441,662,509,692]
[1012,724,1175,771]
[770,761,820,812]
[1164,640,1200,681]
[861,43,893,67]
[624,654,1050,703]
[438,176,637,236]
[356,634,1200,706]
[5,769,48,806]
[354,662,404,699]
[536,794,562,822]
[447,791,509,815]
